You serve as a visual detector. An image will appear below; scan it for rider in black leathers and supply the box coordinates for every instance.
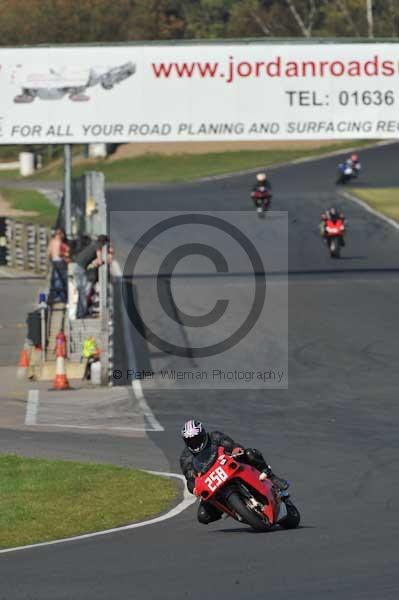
[251,172,272,209]
[180,420,288,525]
[252,172,272,194]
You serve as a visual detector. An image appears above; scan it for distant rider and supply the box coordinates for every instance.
[347,153,361,174]
[180,419,288,525]
[251,172,272,207]
[320,207,346,246]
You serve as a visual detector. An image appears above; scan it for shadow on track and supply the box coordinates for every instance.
[212,525,312,535]
[334,255,367,260]
[115,266,399,280]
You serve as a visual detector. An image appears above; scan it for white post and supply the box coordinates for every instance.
[366,0,374,38]
[19,152,35,176]
[38,293,47,363]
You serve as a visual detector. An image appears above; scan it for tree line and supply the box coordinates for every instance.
[0,0,398,45]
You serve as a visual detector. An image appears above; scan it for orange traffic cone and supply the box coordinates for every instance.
[52,354,70,390]
[17,347,30,380]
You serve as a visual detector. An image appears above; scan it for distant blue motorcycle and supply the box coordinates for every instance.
[336,158,361,185]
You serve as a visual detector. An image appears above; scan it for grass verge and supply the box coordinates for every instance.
[30,139,377,184]
[0,169,19,180]
[349,188,399,222]
[0,454,178,549]
[0,187,58,226]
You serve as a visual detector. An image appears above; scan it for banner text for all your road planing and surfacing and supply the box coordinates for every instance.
[2,43,399,143]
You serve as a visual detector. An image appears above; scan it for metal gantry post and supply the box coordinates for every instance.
[99,244,108,320]
[64,144,72,238]
[367,0,374,38]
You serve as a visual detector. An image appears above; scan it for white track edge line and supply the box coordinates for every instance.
[341,190,399,233]
[0,472,195,555]
[28,423,160,432]
[132,379,164,431]
[25,390,39,426]
[112,259,164,432]
[24,385,159,432]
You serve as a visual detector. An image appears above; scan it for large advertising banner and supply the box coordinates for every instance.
[1,42,399,143]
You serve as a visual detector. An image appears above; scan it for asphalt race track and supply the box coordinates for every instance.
[2,143,399,599]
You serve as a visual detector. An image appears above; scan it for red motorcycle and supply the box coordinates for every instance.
[194,445,300,531]
[324,218,345,258]
[251,188,272,216]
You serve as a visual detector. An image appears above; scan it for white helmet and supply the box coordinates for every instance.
[256,173,266,182]
[181,419,208,454]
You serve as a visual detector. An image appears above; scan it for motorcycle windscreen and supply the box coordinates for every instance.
[192,444,218,474]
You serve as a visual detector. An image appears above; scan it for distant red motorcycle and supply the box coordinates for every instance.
[324,218,345,258]
[194,446,300,531]
[251,188,272,216]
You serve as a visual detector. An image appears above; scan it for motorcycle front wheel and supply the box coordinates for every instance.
[329,239,341,258]
[280,500,300,529]
[228,492,271,531]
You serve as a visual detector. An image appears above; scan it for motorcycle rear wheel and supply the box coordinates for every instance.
[228,492,271,531]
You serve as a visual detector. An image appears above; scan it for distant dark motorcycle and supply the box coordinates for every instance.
[251,188,272,216]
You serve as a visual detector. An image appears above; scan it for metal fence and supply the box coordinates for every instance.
[5,218,50,273]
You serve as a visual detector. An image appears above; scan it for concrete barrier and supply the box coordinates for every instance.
[0,161,19,171]
[19,152,35,176]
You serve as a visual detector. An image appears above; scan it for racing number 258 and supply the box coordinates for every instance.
[205,466,228,491]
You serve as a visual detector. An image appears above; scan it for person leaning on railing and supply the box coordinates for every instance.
[73,235,110,319]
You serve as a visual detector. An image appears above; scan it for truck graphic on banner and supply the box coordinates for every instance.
[11,61,135,103]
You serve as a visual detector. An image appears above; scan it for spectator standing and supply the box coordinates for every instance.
[48,228,69,303]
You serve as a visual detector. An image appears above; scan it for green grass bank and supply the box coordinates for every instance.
[0,188,58,226]
[29,140,376,184]
[349,188,399,222]
[0,455,178,549]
